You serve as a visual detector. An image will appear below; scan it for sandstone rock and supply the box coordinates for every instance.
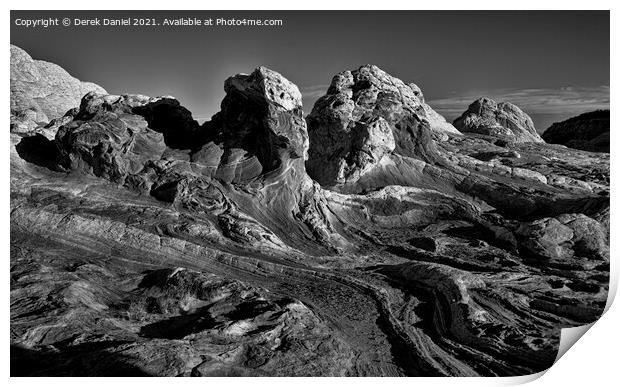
[55,94,168,183]
[190,142,224,166]
[10,261,353,376]
[511,167,547,184]
[166,66,310,186]
[453,98,544,143]
[516,218,574,260]
[542,110,609,153]
[213,66,308,168]
[515,213,609,262]
[10,45,106,133]
[556,213,608,260]
[38,108,79,140]
[77,92,205,150]
[306,65,453,186]
[351,117,395,164]
[331,116,395,185]
[53,91,214,186]
[10,58,610,378]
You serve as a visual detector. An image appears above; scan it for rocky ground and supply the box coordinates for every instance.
[10,46,610,376]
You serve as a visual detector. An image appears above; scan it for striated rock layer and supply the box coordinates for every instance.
[10,51,609,377]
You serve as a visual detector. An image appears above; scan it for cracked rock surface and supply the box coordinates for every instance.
[11,50,610,376]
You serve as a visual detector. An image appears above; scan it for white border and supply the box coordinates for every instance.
[4,2,617,386]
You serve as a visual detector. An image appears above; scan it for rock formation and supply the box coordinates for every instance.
[306,65,458,187]
[453,97,544,143]
[10,44,106,134]
[542,110,610,153]
[10,48,610,377]
[207,66,309,181]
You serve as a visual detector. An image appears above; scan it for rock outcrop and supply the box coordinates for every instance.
[453,98,544,143]
[207,66,309,181]
[515,217,575,260]
[55,93,169,184]
[10,44,106,133]
[542,110,609,153]
[53,66,310,192]
[10,47,610,377]
[306,65,456,187]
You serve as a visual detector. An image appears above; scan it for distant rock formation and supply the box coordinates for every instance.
[306,65,457,187]
[453,97,544,143]
[10,44,106,133]
[542,110,609,153]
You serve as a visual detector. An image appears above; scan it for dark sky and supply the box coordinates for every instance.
[11,10,609,131]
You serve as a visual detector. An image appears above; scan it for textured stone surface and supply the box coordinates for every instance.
[10,50,609,377]
[453,98,544,143]
[11,258,353,376]
[516,218,574,260]
[205,67,309,184]
[306,65,454,187]
[557,213,608,260]
[10,45,106,133]
[542,110,609,153]
[55,93,175,184]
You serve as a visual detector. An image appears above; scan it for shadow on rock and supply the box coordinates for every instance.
[139,307,217,339]
[132,98,207,150]
[15,134,62,171]
[10,343,152,376]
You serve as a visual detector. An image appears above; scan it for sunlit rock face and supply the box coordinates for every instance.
[306,65,458,187]
[10,47,610,377]
[453,97,544,143]
[10,44,106,134]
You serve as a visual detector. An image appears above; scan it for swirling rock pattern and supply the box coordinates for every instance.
[10,48,609,377]
[210,67,309,172]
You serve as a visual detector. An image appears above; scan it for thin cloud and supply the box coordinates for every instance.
[428,86,610,119]
[300,84,330,99]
